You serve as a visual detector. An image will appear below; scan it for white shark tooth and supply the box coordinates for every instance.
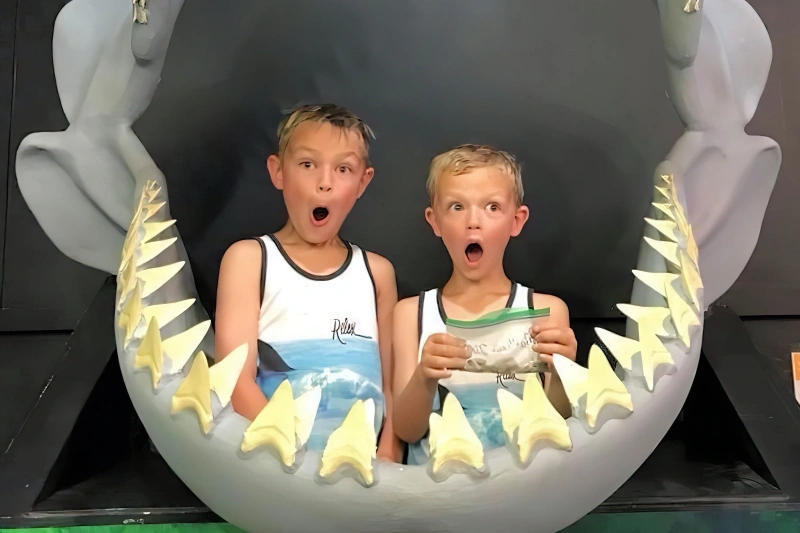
[133,317,163,388]
[209,343,249,408]
[685,224,700,266]
[142,220,177,244]
[429,393,484,475]
[644,218,681,243]
[679,250,704,310]
[429,413,442,455]
[161,320,212,373]
[241,379,297,466]
[644,236,681,268]
[171,352,213,434]
[632,270,679,299]
[594,327,640,373]
[552,354,589,409]
[117,257,140,310]
[637,316,675,391]
[585,345,633,428]
[136,298,195,343]
[497,389,523,442]
[137,261,185,298]
[294,386,322,448]
[654,186,671,201]
[517,376,572,461]
[659,173,673,185]
[319,400,377,485]
[136,237,177,267]
[652,202,676,221]
[665,282,700,348]
[616,304,672,337]
[118,283,143,346]
[142,201,166,222]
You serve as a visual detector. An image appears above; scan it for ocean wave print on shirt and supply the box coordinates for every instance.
[255,337,384,452]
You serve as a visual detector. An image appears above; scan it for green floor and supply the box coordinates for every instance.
[4,511,800,533]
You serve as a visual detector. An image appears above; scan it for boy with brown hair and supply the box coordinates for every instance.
[392,144,577,465]
[215,104,402,462]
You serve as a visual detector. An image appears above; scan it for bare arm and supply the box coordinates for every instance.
[533,294,575,418]
[366,252,404,463]
[391,297,436,444]
[215,239,268,421]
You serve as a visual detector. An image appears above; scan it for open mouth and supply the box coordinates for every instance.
[465,242,483,263]
[312,207,329,222]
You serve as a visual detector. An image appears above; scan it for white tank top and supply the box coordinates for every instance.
[407,282,540,465]
[250,235,384,453]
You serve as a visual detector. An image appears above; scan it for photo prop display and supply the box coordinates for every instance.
[14,0,780,531]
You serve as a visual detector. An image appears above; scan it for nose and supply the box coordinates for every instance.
[467,207,481,230]
[317,168,334,192]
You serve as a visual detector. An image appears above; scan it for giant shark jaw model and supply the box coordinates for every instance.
[16,0,780,532]
[115,175,703,533]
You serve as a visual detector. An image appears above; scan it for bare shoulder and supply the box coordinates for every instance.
[533,292,570,320]
[394,295,419,320]
[365,251,397,295]
[219,239,262,278]
[365,251,395,280]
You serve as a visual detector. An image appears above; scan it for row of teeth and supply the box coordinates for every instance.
[117,174,703,487]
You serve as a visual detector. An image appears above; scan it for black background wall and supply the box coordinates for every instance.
[0,0,798,331]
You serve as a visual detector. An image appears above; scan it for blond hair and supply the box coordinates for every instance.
[276,104,375,164]
[426,144,523,205]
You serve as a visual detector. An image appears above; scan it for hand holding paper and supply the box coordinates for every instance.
[419,333,470,380]
[532,321,578,370]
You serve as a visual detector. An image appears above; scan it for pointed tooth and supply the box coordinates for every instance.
[497,389,523,442]
[162,320,211,373]
[632,270,679,299]
[644,218,681,243]
[637,317,674,391]
[679,250,704,310]
[431,393,484,474]
[171,352,213,433]
[617,304,673,337]
[654,186,671,200]
[140,298,194,333]
[429,413,442,455]
[138,261,185,298]
[133,317,163,388]
[685,224,700,266]
[652,202,676,221]
[659,173,673,185]
[241,380,297,466]
[119,284,143,347]
[209,343,249,408]
[518,377,572,461]
[142,201,166,222]
[117,257,139,310]
[142,220,176,244]
[319,400,376,485]
[136,238,177,267]
[294,386,322,448]
[585,345,633,428]
[644,236,681,268]
[665,282,699,348]
[552,354,589,408]
[594,328,639,372]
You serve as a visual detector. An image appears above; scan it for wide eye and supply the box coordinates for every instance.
[451,203,463,211]
[488,203,500,212]
[338,165,351,173]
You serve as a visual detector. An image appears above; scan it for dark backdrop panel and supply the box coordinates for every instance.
[721,0,800,316]
[2,0,106,322]
[0,0,17,298]
[134,0,684,318]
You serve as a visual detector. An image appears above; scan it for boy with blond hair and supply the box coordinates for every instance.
[215,104,402,462]
[392,144,577,465]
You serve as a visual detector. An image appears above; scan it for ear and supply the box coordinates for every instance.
[357,166,375,198]
[267,155,283,190]
[425,206,442,237]
[510,204,530,237]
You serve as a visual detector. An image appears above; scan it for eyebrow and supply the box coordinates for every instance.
[290,146,361,160]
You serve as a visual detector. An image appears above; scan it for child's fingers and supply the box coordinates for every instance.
[533,342,566,356]
[428,343,470,359]
[534,329,569,344]
[428,333,466,347]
